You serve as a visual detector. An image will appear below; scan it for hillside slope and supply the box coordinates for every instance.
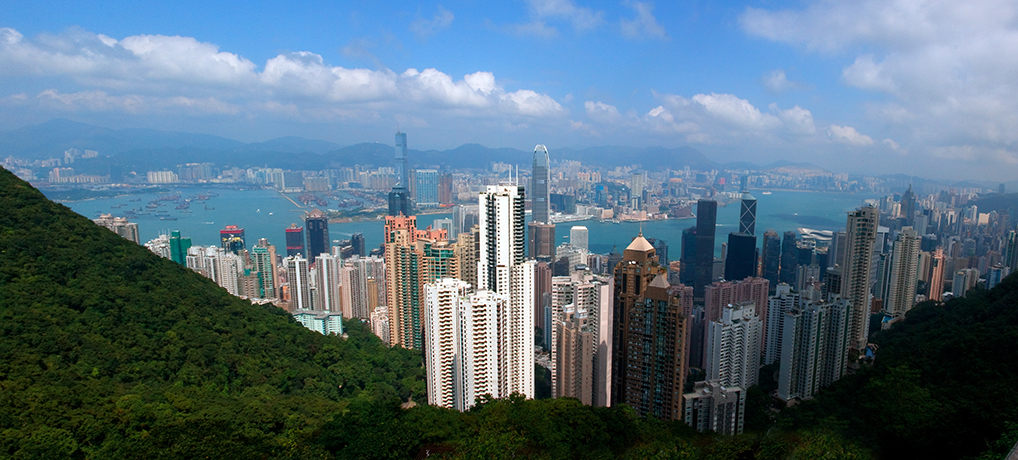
[0,168,423,459]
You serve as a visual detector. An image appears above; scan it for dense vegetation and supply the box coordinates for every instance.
[3,166,1018,458]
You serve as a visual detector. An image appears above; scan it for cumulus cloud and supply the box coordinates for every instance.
[621,1,668,39]
[828,124,874,146]
[584,101,622,123]
[761,69,801,93]
[409,6,455,39]
[740,0,1018,166]
[0,27,566,123]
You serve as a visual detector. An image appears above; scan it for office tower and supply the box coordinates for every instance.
[647,237,669,265]
[385,215,424,349]
[777,298,851,402]
[388,131,411,216]
[415,169,439,208]
[740,193,757,236]
[535,262,553,338]
[531,144,550,223]
[570,226,589,254]
[169,230,191,265]
[304,209,330,265]
[284,255,311,311]
[285,224,305,257]
[93,214,140,243]
[928,248,945,301]
[432,218,454,238]
[762,231,780,290]
[315,253,343,313]
[695,200,718,299]
[841,206,879,352]
[900,184,917,226]
[453,204,479,235]
[779,231,798,286]
[611,233,687,420]
[251,239,278,299]
[683,380,745,436]
[680,226,697,286]
[438,173,453,204]
[220,225,245,254]
[550,273,613,406]
[725,233,757,282]
[885,227,921,317]
[764,283,798,365]
[705,302,761,390]
[528,222,556,261]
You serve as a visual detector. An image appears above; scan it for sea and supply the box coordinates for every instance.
[58,187,882,258]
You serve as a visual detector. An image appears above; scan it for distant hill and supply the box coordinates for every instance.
[234,136,342,155]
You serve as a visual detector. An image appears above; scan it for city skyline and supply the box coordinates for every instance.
[2,1,1017,181]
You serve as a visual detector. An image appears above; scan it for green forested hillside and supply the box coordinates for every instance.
[0,169,423,458]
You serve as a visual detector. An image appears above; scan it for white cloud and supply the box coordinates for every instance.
[773,104,816,134]
[761,69,800,93]
[510,0,605,37]
[828,124,874,146]
[584,101,622,123]
[0,27,566,123]
[691,93,781,131]
[621,2,668,39]
[741,0,1018,166]
[409,6,455,39]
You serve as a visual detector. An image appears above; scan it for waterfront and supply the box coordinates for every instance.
[59,188,880,258]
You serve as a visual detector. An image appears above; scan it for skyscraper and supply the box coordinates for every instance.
[315,253,343,313]
[284,254,310,311]
[531,145,550,223]
[841,206,879,352]
[739,193,757,236]
[415,169,439,208]
[169,230,191,265]
[724,233,757,282]
[550,272,613,406]
[477,183,534,399]
[680,226,696,286]
[705,302,762,390]
[885,227,921,317]
[251,239,278,299]
[220,225,245,254]
[528,222,556,261]
[570,226,589,253]
[93,214,140,243]
[928,247,945,301]
[612,232,688,420]
[285,224,304,257]
[761,231,780,290]
[304,209,329,265]
[777,298,850,402]
[695,200,718,299]
[384,215,424,349]
[349,233,365,257]
[388,131,411,216]
[779,231,798,286]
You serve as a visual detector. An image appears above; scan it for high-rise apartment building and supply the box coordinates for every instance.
[928,247,945,301]
[885,227,921,317]
[612,233,688,420]
[304,209,330,265]
[384,215,424,349]
[705,302,762,389]
[549,272,613,406]
[315,253,343,313]
[528,222,556,261]
[841,206,879,352]
[570,226,589,254]
[695,200,718,299]
[251,238,278,299]
[777,298,850,402]
[93,214,140,244]
[284,255,311,311]
[683,380,745,436]
[764,283,798,365]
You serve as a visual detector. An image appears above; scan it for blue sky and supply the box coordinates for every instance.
[2,0,1016,181]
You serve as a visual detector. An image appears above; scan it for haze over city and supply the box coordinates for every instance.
[3,0,1017,180]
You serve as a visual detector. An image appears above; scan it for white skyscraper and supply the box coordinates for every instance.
[841,206,879,351]
[476,183,534,400]
[570,226,589,254]
[705,302,762,390]
[315,253,343,313]
[777,298,850,402]
[284,255,311,310]
[764,283,799,366]
[549,272,613,406]
[423,279,508,411]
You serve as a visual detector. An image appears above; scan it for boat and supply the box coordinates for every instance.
[160,217,178,221]
[205,205,215,210]
[761,191,772,195]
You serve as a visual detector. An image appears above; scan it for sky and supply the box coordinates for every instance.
[1,0,1017,181]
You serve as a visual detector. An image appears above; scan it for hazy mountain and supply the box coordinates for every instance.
[235,136,342,155]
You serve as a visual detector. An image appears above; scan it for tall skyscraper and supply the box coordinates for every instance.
[695,200,718,299]
[304,209,330,265]
[841,206,879,352]
[779,231,798,286]
[384,215,425,349]
[349,233,365,257]
[285,224,305,257]
[762,231,780,290]
[528,222,556,261]
[477,183,534,399]
[680,226,697,286]
[169,230,191,265]
[724,233,757,282]
[388,131,411,216]
[739,193,757,236]
[764,283,798,365]
[928,247,945,301]
[611,232,688,420]
[885,227,921,317]
[705,302,762,390]
[531,145,550,223]
[315,253,343,313]
[251,239,278,299]
[549,272,613,406]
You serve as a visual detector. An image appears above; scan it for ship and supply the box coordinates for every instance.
[160,217,178,221]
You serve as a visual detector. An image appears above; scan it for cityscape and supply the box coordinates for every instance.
[3,0,1018,458]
